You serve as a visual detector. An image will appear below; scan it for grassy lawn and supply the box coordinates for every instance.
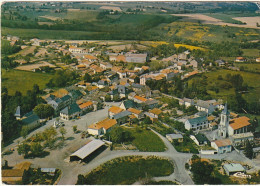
[83,156,174,185]
[1,69,54,95]
[204,13,244,24]
[234,63,260,73]
[173,140,199,154]
[125,128,166,152]
[188,69,260,102]
[242,49,260,57]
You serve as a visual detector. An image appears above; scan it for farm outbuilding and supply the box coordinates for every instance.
[70,139,105,162]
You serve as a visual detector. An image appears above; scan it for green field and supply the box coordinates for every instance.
[1,69,54,95]
[188,69,260,103]
[234,63,260,73]
[83,156,174,185]
[242,49,260,57]
[204,13,244,24]
[125,128,166,152]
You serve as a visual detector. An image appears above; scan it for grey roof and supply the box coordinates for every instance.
[187,116,207,125]
[196,111,207,117]
[223,163,245,173]
[24,111,34,118]
[70,139,105,159]
[196,100,213,109]
[132,83,144,89]
[145,99,159,105]
[253,147,260,152]
[60,103,81,115]
[222,103,230,115]
[22,114,40,125]
[14,106,21,117]
[216,59,225,64]
[41,168,56,173]
[166,134,183,139]
[195,133,208,143]
[122,100,138,109]
[61,95,71,102]
[69,90,83,99]
[113,111,132,119]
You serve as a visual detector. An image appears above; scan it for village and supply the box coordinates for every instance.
[2,35,260,185]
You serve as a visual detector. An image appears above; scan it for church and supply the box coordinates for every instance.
[218,104,251,138]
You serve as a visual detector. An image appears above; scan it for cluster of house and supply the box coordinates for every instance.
[2,161,57,184]
[180,99,254,154]
[87,97,162,136]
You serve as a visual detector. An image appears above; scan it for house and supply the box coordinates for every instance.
[230,132,254,146]
[166,134,183,143]
[189,59,198,68]
[86,85,99,94]
[117,85,132,98]
[69,46,86,53]
[68,89,83,102]
[127,108,144,119]
[211,139,232,154]
[125,53,148,63]
[111,110,131,124]
[87,118,117,136]
[190,133,208,146]
[256,58,260,63]
[109,53,118,61]
[185,116,209,131]
[116,55,126,62]
[40,168,56,176]
[144,99,159,109]
[2,162,31,184]
[160,69,177,80]
[228,116,251,136]
[108,106,124,118]
[133,95,147,103]
[120,100,140,110]
[21,112,41,131]
[195,100,215,114]
[223,163,245,176]
[179,98,194,108]
[84,55,98,63]
[60,103,81,120]
[235,57,246,62]
[47,95,72,113]
[78,101,94,114]
[146,108,162,122]
[100,62,112,70]
[90,64,104,74]
[215,59,225,67]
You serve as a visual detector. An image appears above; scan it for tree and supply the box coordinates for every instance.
[244,140,253,159]
[30,142,44,157]
[110,126,124,143]
[76,174,85,185]
[73,125,77,134]
[17,142,31,157]
[59,127,67,140]
[33,104,54,119]
[105,95,111,102]
[83,73,92,82]
[143,116,152,124]
[21,127,29,139]
[190,157,214,184]
[32,84,40,94]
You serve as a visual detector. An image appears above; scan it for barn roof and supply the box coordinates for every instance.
[70,139,105,160]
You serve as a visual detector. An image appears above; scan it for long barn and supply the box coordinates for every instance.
[70,139,105,162]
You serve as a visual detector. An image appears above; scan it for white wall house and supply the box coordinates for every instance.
[185,116,209,131]
[211,139,232,154]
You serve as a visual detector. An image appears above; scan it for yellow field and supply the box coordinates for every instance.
[174,44,207,51]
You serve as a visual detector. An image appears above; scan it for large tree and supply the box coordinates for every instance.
[244,140,254,159]
[33,104,54,119]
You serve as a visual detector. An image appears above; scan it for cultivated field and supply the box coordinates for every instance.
[233,17,260,27]
[15,61,56,71]
[108,44,147,52]
[12,45,36,56]
[172,14,260,29]
[99,6,122,11]
[39,15,62,21]
[1,69,54,95]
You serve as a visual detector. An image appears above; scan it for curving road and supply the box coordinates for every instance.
[58,128,194,185]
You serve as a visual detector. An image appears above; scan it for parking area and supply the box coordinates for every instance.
[2,102,121,184]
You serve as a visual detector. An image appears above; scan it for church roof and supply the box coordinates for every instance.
[222,103,230,115]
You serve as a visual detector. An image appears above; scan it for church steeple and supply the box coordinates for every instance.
[218,102,230,138]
